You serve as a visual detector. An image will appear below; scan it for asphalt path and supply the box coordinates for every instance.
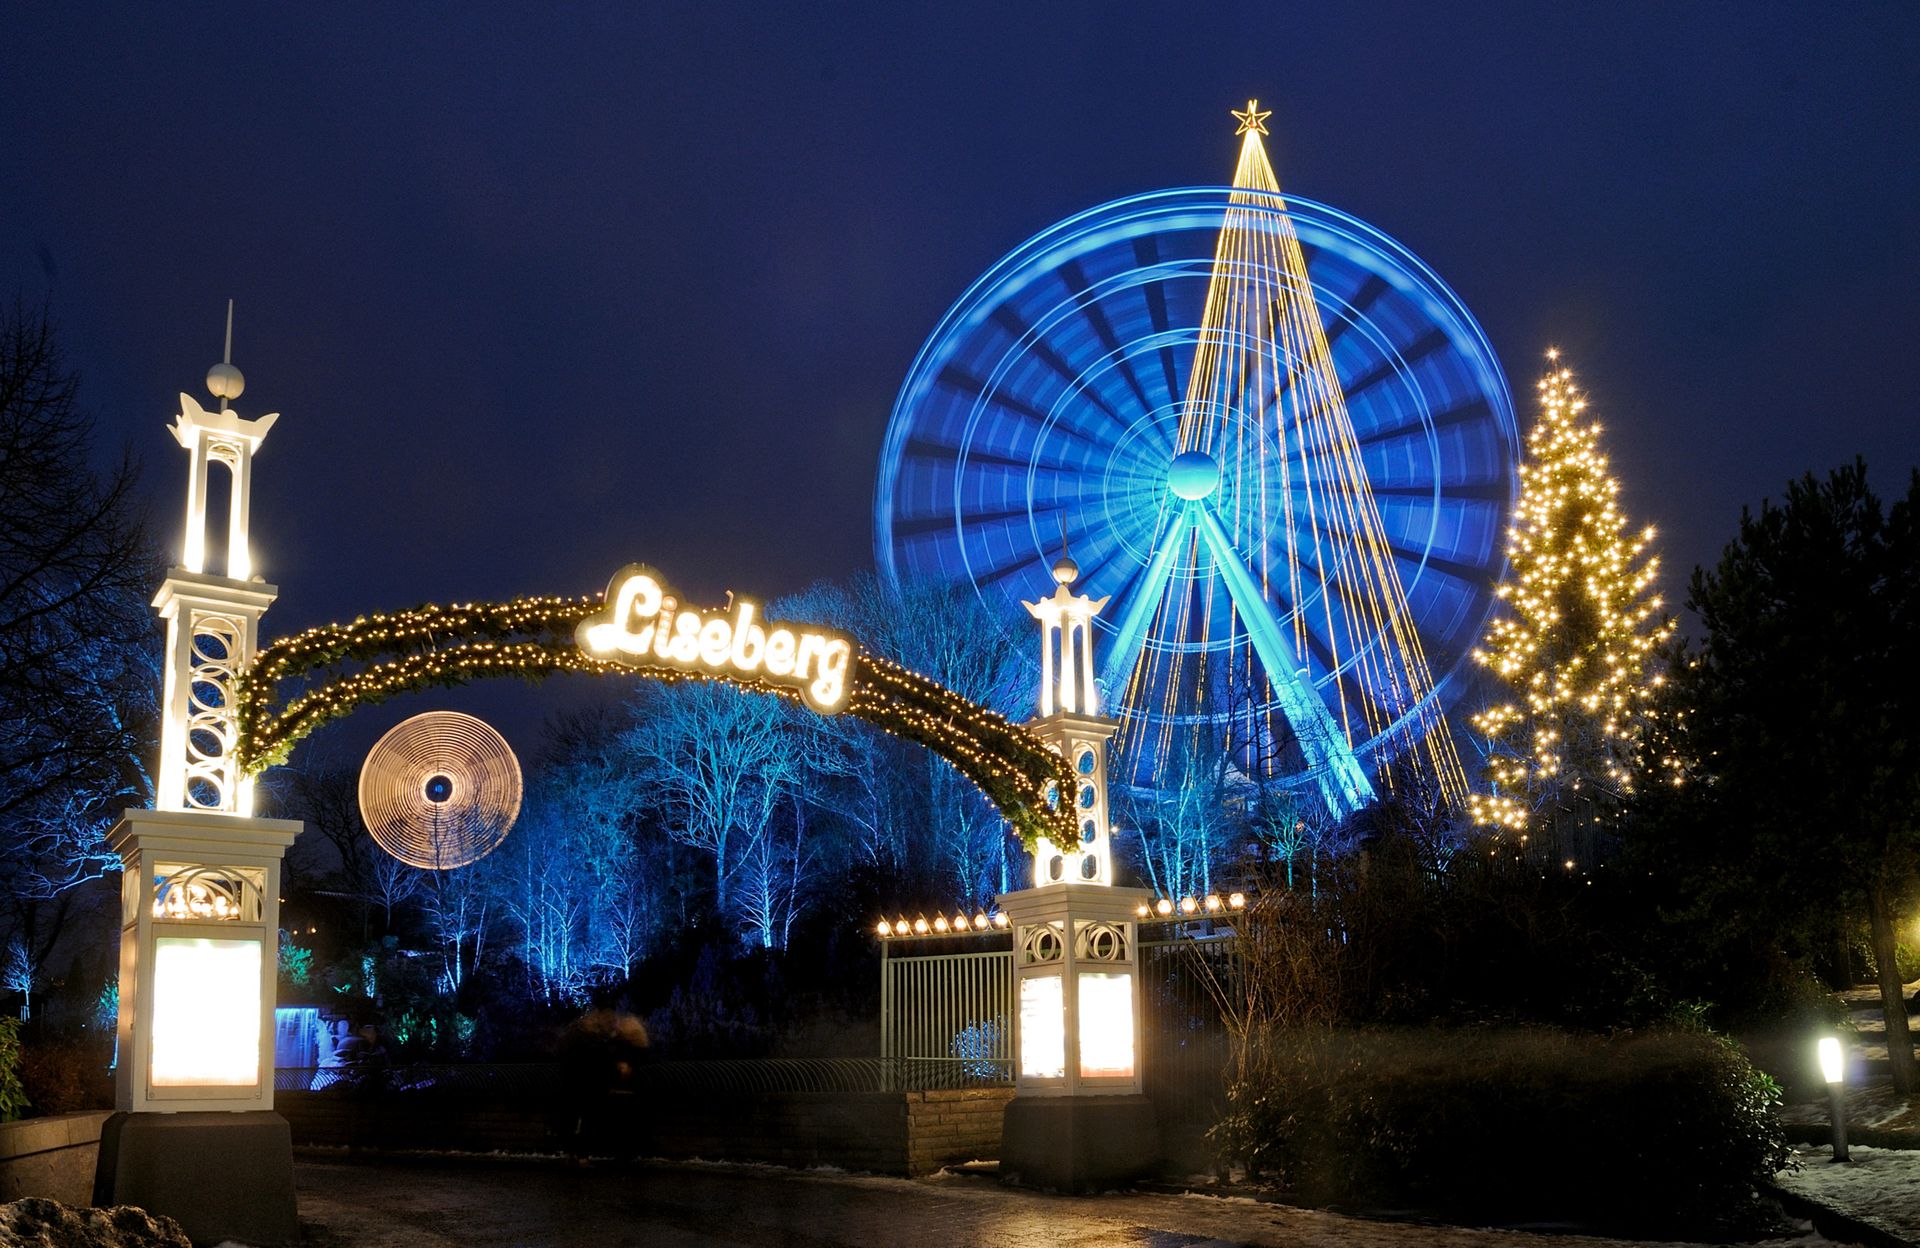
[292,1153,1814,1248]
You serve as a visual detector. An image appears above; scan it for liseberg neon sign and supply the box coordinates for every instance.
[577,564,854,713]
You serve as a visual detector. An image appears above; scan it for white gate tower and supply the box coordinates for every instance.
[96,307,302,1248]
[996,546,1157,1190]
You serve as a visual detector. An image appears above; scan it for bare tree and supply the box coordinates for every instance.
[0,303,156,826]
[785,573,1026,898]
[486,803,595,1003]
[282,763,377,940]
[365,853,422,933]
[2,937,32,1020]
[0,303,158,1016]
[540,733,663,980]
[731,702,830,948]
[621,682,792,915]
[420,863,493,995]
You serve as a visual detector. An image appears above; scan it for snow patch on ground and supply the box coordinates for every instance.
[1176,1190,1265,1206]
[1781,1084,1920,1137]
[1777,1144,1920,1245]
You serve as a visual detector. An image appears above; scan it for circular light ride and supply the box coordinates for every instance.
[358,710,523,869]
[875,122,1519,812]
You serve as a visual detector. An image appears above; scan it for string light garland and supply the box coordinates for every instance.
[233,591,1079,854]
[1468,354,1675,832]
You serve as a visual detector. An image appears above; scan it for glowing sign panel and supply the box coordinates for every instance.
[151,936,261,1088]
[1077,971,1136,1079]
[1018,974,1066,1080]
[578,564,855,713]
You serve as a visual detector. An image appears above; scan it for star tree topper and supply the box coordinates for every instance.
[1232,99,1271,136]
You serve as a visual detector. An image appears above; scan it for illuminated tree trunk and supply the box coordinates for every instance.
[1868,876,1915,1094]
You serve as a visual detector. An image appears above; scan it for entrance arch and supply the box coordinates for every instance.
[234,566,1077,855]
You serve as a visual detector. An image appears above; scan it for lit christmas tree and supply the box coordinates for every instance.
[1468,353,1675,855]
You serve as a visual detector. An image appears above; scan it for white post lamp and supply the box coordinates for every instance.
[1818,1036,1849,1163]
[94,315,302,1247]
[997,546,1157,1191]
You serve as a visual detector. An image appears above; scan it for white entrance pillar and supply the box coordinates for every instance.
[96,313,302,1248]
[998,547,1157,1190]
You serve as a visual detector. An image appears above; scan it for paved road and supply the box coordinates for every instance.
[292,1154,1791,1248]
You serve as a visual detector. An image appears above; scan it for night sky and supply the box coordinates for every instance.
[5,4,1917,753]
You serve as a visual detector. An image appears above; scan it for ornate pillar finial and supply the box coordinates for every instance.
[1023,549,1117,887]
[153,309,281,815]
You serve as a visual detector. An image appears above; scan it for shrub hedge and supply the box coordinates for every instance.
[1211,1026,1788,1237]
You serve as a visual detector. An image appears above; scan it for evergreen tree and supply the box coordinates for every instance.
[1664,462,1920,1091]
[1468,354,1674,861]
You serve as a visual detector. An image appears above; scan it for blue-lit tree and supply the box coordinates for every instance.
[489,800,596,1004]
[420,861,492,996]
[0,305,158,1019]
[622,682,794,919]
[1121,730,1233,901]
[539,730,669,977]
[1,939,31,1020]
[780,574,1026,905]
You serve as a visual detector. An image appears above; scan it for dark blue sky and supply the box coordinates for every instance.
[4,3,1916,751]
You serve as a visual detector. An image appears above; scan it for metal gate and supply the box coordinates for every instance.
[1139,927,1241,1152]
[878,923,1240,1111]
[879,943,1014,1089]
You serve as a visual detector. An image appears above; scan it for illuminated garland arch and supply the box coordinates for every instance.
[232,594,1078,854]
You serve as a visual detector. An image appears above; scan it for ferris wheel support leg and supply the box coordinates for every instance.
[1098,509,1190,702]
[1190,503,1374,817]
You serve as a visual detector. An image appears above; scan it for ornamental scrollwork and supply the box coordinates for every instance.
[1074,921,1128,962]
[1021,923,1065,965]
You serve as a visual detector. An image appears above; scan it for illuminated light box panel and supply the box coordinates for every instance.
[150,936,262,1088]
[108,809,299,1114]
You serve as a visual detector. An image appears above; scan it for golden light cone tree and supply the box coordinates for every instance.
[1469,354,1675,860]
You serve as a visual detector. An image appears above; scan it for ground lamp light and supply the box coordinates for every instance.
[996,549,1157,1192]
[93,328,302,1247]
[1818,1036,1849,1163]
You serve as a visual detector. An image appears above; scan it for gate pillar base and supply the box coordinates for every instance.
[93,1110,298,1247]
[998,1094,1157,1192]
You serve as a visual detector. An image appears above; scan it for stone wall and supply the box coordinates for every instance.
[276,1091,555,1153]
[0,1111,112,1206]
[637,1087,1012,1176]
[904,1088,1013,1175]
[277,1086,1014,1176]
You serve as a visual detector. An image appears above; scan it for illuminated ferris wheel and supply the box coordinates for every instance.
[875,106,1519,813]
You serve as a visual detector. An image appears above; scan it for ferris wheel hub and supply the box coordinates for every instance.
[1167,450,1221,501]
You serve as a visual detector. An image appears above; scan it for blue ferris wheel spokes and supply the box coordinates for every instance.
[875,186,1518,804]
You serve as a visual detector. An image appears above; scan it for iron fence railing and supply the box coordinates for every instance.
[880,944,1014,1086]
[277,927,1235,1110]
[274,1063,561,1096]
[627,1056,1010,1095]
[275,1055,1008,1098]
[1138,931,1241,1127]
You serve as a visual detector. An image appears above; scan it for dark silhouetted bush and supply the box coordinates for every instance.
[1212,1026,1788,1237]
[18,1034,112,1115]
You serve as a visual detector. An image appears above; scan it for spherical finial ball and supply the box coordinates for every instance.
[206,362,246,401]
[1051,555,1079,584]
[1168,450,1221,501]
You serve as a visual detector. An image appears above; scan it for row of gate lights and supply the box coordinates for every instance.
[875,911,1010,938]
[872,891,1249,941]
[1138,892,1246,917]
